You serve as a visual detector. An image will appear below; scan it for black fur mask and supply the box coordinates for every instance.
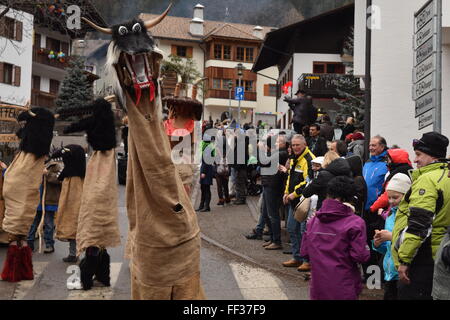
[16,108,55,158]
[51,144,86,180]
[63,99,116,151]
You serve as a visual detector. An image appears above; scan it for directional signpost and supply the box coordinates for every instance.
[413,0,442,132]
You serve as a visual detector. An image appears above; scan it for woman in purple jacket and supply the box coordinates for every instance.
[301,176,371,300]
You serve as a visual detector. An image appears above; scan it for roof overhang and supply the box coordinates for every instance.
[253,4,355,72]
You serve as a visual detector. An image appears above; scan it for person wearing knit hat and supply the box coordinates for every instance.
[373,173,412,300]
[413,132,449,167]
[386,173,412,195]
[392,132,450,300]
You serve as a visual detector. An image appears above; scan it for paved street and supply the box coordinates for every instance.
[0,184,314,300]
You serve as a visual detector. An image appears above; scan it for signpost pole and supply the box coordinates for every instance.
[434,0,442,133]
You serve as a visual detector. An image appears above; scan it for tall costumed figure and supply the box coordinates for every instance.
[82,3,205,299]
[1,107,55,282]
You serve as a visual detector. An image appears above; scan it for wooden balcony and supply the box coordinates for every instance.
[32,47,71,70]
[207,89,256,101]
[298,73,361,98]
[31,89,56,109]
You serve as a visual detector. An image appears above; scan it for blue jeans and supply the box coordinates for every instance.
[287,205,307,262]
[261,186,282,245]
[27,210,55,248]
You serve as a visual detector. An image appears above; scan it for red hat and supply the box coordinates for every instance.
[352,132,364,140]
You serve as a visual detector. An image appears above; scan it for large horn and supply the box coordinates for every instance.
[174,74,182,97]
[28,110,36,117]
[192,78,207,100]
[81,17,112,34]
[144,3,173,30]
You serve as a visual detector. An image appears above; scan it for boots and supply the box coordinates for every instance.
[196,192,205,211]
[217,199,225,206]
[79,247,100,290]
[200,189,211,212]
[94,249,110,287]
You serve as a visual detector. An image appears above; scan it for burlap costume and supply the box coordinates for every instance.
[124,50,203,300]
[76,150,120,256]
[2,152,44,236]
[55,176,83,241]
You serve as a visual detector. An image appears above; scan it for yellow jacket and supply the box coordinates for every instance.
[285,147,315,198]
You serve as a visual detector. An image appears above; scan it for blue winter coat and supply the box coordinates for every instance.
[372,207,399,281]
[363,151,388,211]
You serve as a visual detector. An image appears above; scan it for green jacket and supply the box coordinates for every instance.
[392,162,450,268]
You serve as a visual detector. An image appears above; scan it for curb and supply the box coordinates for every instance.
[200,233,305,281]
[193,183,304,281]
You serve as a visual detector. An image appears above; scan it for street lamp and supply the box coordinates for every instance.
[228,79,233,121]
[236,63,245,129]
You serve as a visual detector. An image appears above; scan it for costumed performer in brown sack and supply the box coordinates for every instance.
[82,3,205,299]
[1,107,55,282]
[50,144,86,263]
[63,97,120,290]
[163,77,204,196]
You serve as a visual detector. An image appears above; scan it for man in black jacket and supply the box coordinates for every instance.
[284,90,317,135]
[245,135,289,248]
[231,130,250,205]
[306,124,328,157]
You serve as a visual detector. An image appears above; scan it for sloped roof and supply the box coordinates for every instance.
[138,13,274,42]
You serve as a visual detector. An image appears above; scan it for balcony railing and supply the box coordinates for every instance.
[298,73,360,98]
[207,89,256,101]
[32,47,71,69]
[31,89,56,109]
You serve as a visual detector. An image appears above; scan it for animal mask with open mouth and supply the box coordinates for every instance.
[82,4,172,110]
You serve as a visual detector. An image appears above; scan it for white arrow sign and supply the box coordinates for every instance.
[413,72,436,100]
[418,109,434,130]
[413,54,436,83]
[414,35,437,66]
[415,90,436,117]
[414,17,437,49]
[415,0,436,32]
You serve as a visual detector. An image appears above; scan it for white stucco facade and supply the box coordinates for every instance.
[354,0,450,157]
[0,6,33,106]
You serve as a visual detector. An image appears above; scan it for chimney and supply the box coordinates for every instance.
[253,26,263,39]
[190,4,204,36]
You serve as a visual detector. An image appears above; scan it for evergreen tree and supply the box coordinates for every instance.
[55,56,93,121]
[333,27,365,128]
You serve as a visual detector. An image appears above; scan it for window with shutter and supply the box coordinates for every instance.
[61,42,69,55]
[186,47,193,58]
[13,66,21,86]
[3,17,15,40]
[15,20,22,41]
[50,79,60,94]
[3,63,13,85]
[33,76,41,90]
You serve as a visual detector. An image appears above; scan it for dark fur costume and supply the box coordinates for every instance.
[51,145,86,181]
[63,99,116,151]
[16,108,55,158]
[79,247,110,290]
